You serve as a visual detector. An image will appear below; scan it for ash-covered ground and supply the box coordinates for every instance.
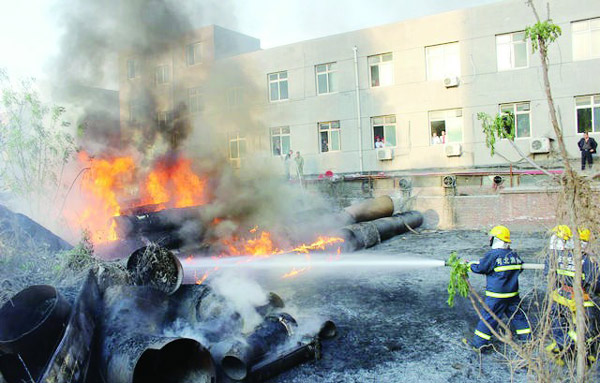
[254,230,549,383]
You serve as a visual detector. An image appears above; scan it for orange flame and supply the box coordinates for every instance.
[67,152,207,245]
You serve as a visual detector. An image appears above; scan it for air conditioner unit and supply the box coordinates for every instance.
[376,148,393,161]
[529,137,550,154]
[444,76,460,88]
[445,143,462,157]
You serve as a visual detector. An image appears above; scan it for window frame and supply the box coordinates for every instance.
[129,102,143,123]
[268,71,289,102]
[228,132,247,160]
[127,58,140,80]
[499,102,532,139]
[186,41,203,66]
[156,111,170,129]
[425,42,461,80]
[188,87,203,114]
[572,18,600,61]
[575,94,600,134]
[155,65,170,85]
[270,126,291,156]
[428,109,463,145]
[371,115,397,148]
[318,120,341,153]
[315,62,338,95]
[496,31,529,71]
[368,53,394,88]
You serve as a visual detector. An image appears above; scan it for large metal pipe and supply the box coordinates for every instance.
[0,285,71,382]
[221,313,298,381]
[100,286,216,383]
[341,211,423,251]
[342,195,395,224]
[126,245,183,295]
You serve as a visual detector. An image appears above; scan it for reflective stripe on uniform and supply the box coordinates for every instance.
[516,328,531,335]
[474,329,491,340]
[485,291,519,298]
[552,290,596,311]
[494,265,522,272]
[557,269,586,280]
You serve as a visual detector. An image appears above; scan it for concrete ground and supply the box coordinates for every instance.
[255,230,550,383]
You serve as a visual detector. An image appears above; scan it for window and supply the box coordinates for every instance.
[316,62,337,94]
[426,42,460,80]
[372,115,396,147]
[129,102,143,123]
[575,95,600,133]
[368,53,393,87]
[572,18,600,61]
[500,102,531,138]
[186,42,203,66]
[228,132,247,160]
[271,127,290,156]
[226,87,244,107]
[319,121,341,152]
[268,71,288,102]
[156,111,170,130]
[429,109,463,144]
[496,32,528,70]
[127,59,140,79]
[188,88,202,114]
[155,65,169,84]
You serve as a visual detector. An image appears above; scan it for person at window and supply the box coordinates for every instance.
[465,225,531,352]
[578,131,597,171]
[321,139,329,153]
[375,136,384,148]
[294,151,304,181]
[440,130,447,144]
[431,132,441,145]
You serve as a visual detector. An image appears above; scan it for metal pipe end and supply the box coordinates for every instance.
[318,320,337,340]
[221,355,248,381]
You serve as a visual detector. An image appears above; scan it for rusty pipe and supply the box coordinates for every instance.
[342,195,395,224]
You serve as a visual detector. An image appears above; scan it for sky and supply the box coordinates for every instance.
[0,0,502,85]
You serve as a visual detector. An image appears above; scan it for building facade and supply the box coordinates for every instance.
[119,0,600,176]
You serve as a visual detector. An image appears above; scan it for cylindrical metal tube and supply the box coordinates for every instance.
[0,285,71,382]
[248,339,320,383]
[340,211,423,251]
[343,196,394,223]
[221,313,298,381]
[126,245,183,295]
[318,320,337,340]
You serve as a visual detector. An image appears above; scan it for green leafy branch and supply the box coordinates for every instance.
[477,111,514,155]
[525,20,561,53]
[446,252,470,307]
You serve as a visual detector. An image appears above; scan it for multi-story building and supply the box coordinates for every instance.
[119,0,600,177]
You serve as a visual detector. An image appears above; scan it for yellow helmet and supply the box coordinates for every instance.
[489,225,511,243]
[578,228,591,242]
[552,225,573,241]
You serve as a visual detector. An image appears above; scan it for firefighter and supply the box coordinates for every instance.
[466,225,532,350]
[546,226,600,362]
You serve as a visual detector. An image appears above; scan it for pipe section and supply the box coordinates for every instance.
[343,196,394,224]
[127,245,183,295]
[0,285,71,382]
[221,313,298,381]
[341,211,423,251]
[248,338,320,383]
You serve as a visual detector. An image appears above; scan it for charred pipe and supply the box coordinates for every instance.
[0,285,71,383]
[318,320,337,340]
[114,205,205,248]
[127,245,183,295]
[248,338,320,383]
[100,286,216,383]
[341,211,423,251]
[40,272,101,383]
[221,313,298,381]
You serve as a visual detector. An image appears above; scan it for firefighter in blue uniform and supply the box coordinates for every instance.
[467,225,531,350]
[546,226,600,361]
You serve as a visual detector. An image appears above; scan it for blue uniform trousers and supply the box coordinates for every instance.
[471,295,531,348]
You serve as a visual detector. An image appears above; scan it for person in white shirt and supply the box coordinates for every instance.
[431,132,441,145]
